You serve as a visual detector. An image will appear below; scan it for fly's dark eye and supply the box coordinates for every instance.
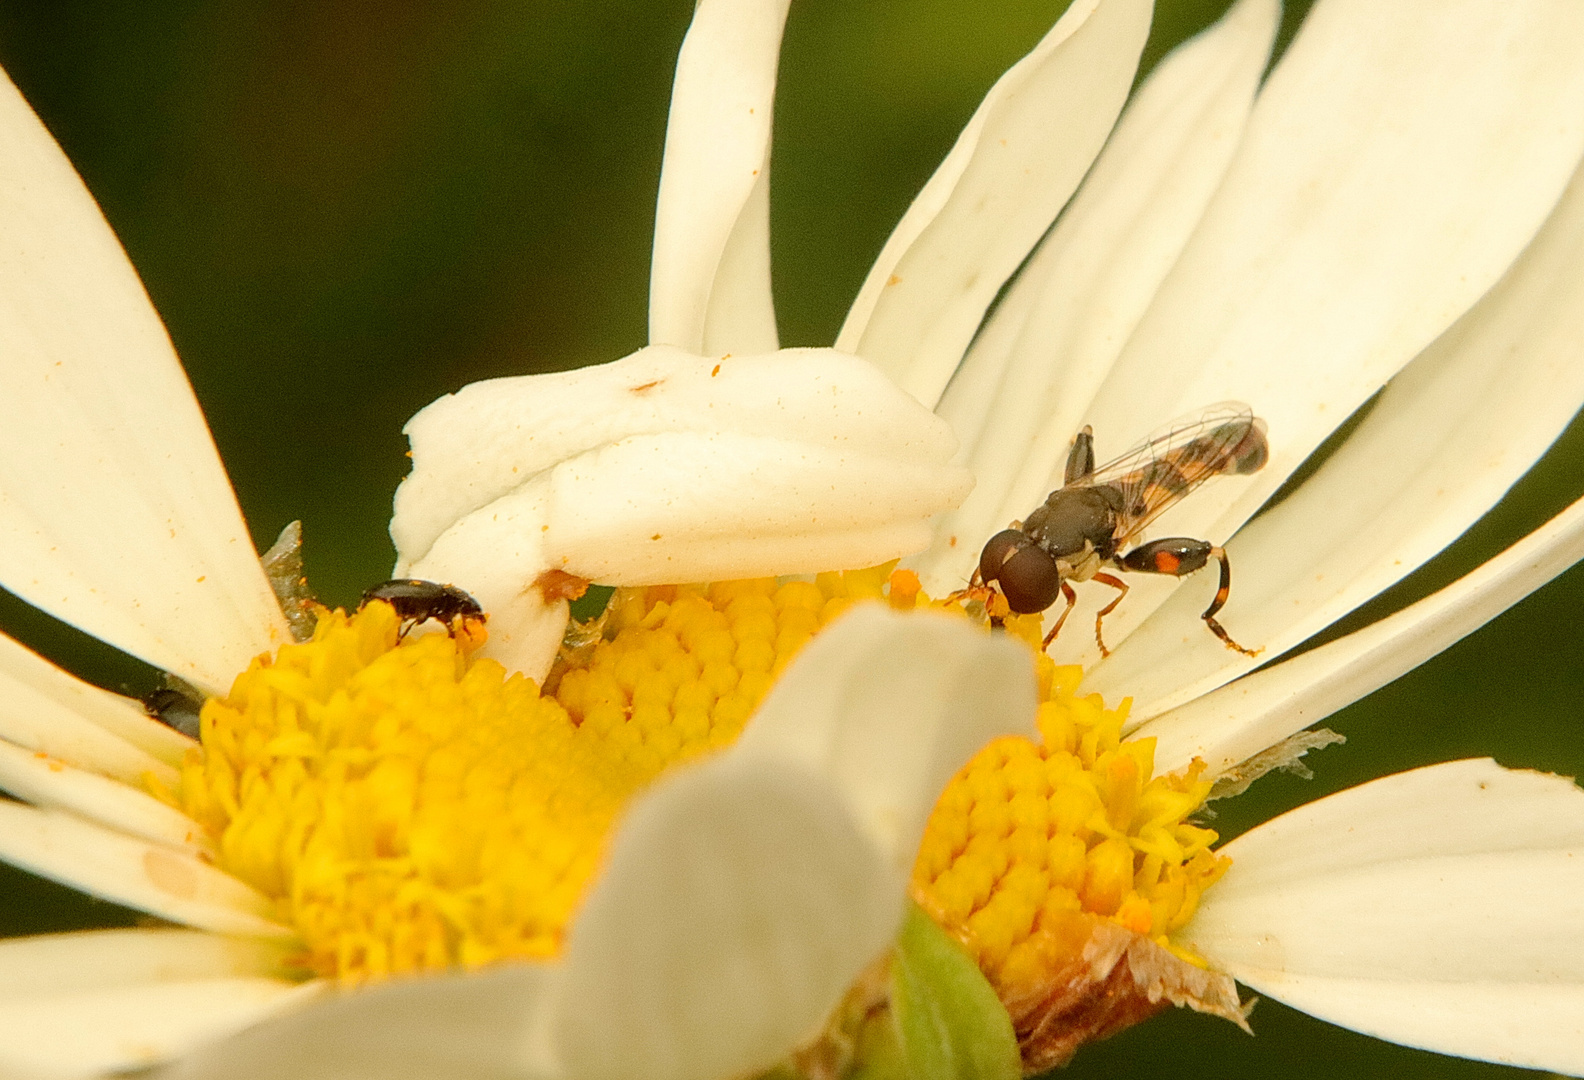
[979,529,1062,614]
[978,529,1026,586]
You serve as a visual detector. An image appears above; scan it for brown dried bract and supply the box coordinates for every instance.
[534,569,591,604]
[997,912,1249,1073]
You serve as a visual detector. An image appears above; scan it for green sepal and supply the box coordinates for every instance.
[867,902,1022,1080]
[568,583,616,621]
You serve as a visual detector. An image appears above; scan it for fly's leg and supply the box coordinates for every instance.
[1042,582,1080,650]
[1118,538,1261,657]
[1064,425,1096,486]
[1200,546,1260,657]
[1090,572,1128,658]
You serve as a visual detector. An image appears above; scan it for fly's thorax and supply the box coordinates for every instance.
[1055,544,1102,585]
[1022,487,1123,560]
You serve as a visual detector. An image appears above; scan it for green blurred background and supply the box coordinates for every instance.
[0,1,1579,1077]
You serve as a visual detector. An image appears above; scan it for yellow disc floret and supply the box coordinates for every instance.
[910,665,1229,995]
[170,569,898,983]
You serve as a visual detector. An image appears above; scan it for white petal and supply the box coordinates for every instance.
[0,978,319,1079]
[649,0,788,354]
[920,0,1279,591]
[559,519,933,590]
[0,740,210,856]
[1090,131,1584,716]
[1142,493,1584,777]
[405,475,569,683]
[837,0,1152,408]
[0,629,184,787]
[545,431,972,583]
[702,170,780,356]
[156,965,551,1080]
[0,70,290,694]
[392,348,970,679]
[0,928,288,994]
[736,605,1038,869]
[553,608,1035,1080]
[392,346,958,566]
[553,755,899,1080]
[1183,759,1584,1074]
[0,802,289,938]
[1062,0,1584,650]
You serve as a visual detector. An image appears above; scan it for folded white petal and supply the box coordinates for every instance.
[920,0,1278,591]
[1142,493,1584,777]
[0,630,185,787]
[837,0,1151,408]
[0,802,289,938]
[736,605,1038,869]
[553,756,899,1080]
[405,475,569,683]
[1183,759,1584,1074]
[547,431,971,583]
[1090,132,1584,715]
[0,978,319,1080]
[156,965,551,1080]
[0,928,288,995]
[393,347,969,679]
[0,71,290,694]
[1062,0,1584,654]
[393,346,958,563]
[0,740,209,856]
[650,0,788,354]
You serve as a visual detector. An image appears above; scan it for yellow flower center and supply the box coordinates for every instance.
[910,668,1228,996]
[168,567,894,982]
[163,562,1226,999]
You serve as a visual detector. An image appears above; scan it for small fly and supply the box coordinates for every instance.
[972,403,1268,657]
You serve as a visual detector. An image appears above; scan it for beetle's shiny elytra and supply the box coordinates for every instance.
[361,579,484,638]
[973,404,1268,658]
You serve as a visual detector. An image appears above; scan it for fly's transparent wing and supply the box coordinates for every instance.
[1074,402,1266,544]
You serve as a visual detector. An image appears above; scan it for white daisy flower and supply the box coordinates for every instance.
[0,1,1582,1079]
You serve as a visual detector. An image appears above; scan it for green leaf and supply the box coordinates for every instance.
[886,903,1022,1080]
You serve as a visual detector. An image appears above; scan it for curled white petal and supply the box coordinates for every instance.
[1183,760,1584,1075]
[838,0,1152,408]
[547,431,970,583]
[404,475,570,684]
[392,347,970,678]
[650,0,787,355]
[393,346,959,562]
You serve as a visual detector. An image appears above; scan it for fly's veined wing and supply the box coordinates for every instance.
[1074,402,1267,544]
